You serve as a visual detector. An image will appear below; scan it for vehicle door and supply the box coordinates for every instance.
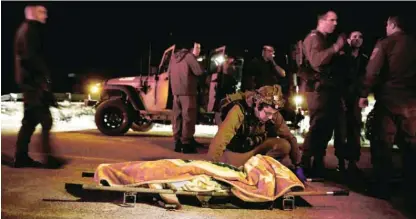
[154,45,175,109]
[206,46,226,112]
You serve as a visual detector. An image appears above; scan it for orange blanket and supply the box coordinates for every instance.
[94,154,304,202]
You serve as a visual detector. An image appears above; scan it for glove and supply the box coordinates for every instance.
[294,166,307,182]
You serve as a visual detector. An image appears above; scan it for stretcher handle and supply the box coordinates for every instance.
[286,190,349,196]
[333,190,349,196]
[306,178,324,182]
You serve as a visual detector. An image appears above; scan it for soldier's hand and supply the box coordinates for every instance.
[334,33,347,52]
[358,98,369,108]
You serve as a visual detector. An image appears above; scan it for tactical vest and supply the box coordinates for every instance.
[220,99,267,153]
[298,30,339,91]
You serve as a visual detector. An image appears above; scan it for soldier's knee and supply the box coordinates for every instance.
[270,138,291,155]
[21,117,37,130]
[42,116,53,131]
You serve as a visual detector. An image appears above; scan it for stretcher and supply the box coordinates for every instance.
[65,172,349,211]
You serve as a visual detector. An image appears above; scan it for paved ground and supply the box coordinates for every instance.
[1,128,414,219]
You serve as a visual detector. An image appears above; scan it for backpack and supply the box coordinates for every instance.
[218,95,252,137]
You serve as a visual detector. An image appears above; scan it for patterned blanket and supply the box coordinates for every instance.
[94,154,304,202]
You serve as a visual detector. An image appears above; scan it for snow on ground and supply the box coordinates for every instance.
[0,101,219,137]
[1,100,374,146]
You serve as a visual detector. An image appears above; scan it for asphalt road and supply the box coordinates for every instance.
[1,128,412,219]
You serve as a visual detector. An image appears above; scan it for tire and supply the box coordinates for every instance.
[131,120,154,132]
[95,99,133,136]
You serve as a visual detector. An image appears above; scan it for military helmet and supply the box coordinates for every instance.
[254,85,285,108]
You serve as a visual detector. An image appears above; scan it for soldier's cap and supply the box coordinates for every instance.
[263,45,275,52]
[254,85,284,108]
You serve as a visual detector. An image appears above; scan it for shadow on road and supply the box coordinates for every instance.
[1,153,14,167]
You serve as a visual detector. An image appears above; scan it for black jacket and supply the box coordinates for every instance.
[14,20,50,89]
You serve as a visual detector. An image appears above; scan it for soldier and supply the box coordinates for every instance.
[13,5,66,168]
[191,42,201,57]
[359,15,416,204]
[334,31,368,174]
[242,45,286,91]
[169,42,204,153]
[243,45,288,138]
[206,85,306,182]
[298,10,347,177]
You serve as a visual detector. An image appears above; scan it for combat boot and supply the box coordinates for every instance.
[181,144,198,154]
[174,140,183,153]
[13,154,43,168]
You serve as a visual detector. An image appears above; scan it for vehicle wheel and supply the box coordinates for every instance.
[95,99,133,136]
[131,117,154,132]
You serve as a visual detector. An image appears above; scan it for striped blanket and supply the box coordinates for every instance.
[94,154,304,203]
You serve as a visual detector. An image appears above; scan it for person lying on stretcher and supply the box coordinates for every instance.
[203,85,306,182]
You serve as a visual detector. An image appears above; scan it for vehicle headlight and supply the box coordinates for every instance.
[294,95,303,105]
[213,55,225,65]
[89,83,102,94]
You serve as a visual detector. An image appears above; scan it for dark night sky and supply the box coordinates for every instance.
[1,1,415,93]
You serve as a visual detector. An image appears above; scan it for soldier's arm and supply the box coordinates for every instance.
[272,112,300,163]
[186,53,204,76]
[273,63,286,77]
[206,105,245,162]
[303,34,337,69]
[360,41,385,98]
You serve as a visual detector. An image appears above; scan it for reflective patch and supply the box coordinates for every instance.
[370,48,379,60]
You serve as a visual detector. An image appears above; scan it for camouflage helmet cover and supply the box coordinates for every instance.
[254,85,285,108]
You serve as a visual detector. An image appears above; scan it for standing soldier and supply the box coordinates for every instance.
[242,45,286,91]
[169,43,204,153]
[298,10,347,177]
[334,31,368,174]
[359,16,416,205]
[13,5,66,168]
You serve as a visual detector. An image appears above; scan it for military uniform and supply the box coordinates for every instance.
[207,87,301,169]
[243,57,281,91]
[168,48,204,153]
[334,50,369,167]
[300,30,344,174]
[360,31,416,199]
